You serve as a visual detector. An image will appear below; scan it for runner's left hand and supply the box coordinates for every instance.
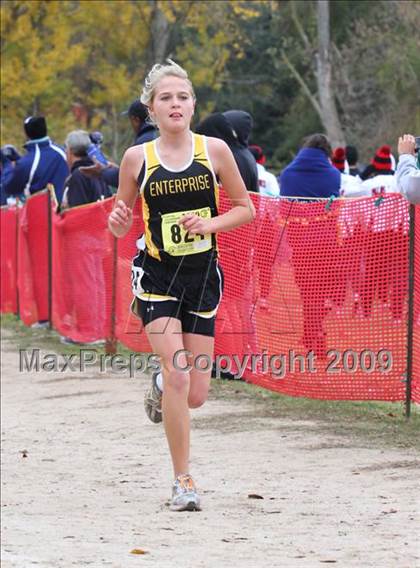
[178,213,212,235]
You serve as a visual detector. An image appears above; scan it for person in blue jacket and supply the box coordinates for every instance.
[280,133,340,198]
[280,134,342,358]
[4,116,69,203]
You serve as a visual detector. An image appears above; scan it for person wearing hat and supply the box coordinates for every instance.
[358,144,406,323]
[4,116,69,203]
[249,144,279,198]
[360,145,396,193]
[80,100,158,188]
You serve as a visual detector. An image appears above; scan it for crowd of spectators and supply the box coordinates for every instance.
[1,103,418,351]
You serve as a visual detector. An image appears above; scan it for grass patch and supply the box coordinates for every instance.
[210,379,420,450]
[2,313,419,451]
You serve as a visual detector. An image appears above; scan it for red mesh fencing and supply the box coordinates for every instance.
[0,206,18,314]
[52,198,114,343]
[412,205,420,403]
[16,191,50,326]
[216,193,410,400]
[1,189,418,404]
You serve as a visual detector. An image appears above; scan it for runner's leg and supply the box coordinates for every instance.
[145,316,191,477]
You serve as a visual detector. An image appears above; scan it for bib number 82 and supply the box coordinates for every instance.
[170,224,204,244]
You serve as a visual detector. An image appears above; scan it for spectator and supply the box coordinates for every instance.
[360,145,396,192]
[249,144,280,197]
[196,112,259,358]
[396,134,420,204]
[331,147,349,174]
[61,130,112,209]
[223,110,258,193]
[80,100,158,188]
[58,130,109,345]
[196,112,258,193]
[280,134,343,357]
[345,145,362,177]
[280,133,340,198]
[4,116,68,203]
[358,145,406,322]
[0,149,16,206]
[249,144,280,312]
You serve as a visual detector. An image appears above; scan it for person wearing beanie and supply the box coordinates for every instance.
[4,115,69,203]
[396,133,420,204]
[331,147,347,173]
[249,144,279,197]
[360,144,396,194]
[358,144,406,323]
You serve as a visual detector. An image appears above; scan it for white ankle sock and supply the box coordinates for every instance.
[155,372,163,392]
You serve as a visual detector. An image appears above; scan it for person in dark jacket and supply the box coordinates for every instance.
[80,100,158,188]
[223,110,258,193]
[61,130,111,209]
[1,149,16,205]
[59,130,110,345]
[4,116,69,203]
[196,112,259,359]
[196,112,258,193]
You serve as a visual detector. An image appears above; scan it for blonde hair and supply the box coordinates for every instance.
[140,59,196,107]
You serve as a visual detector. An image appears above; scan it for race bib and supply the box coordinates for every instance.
[161,207,212,256]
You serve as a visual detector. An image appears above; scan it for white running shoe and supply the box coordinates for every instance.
[144,373,163,423]
[170,474,201,512]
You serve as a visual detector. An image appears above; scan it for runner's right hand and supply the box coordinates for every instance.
[108,199,133,237]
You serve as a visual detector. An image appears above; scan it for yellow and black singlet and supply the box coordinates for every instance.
[138,133,219,269]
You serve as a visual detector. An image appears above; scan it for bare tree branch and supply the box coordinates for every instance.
[291,1,311,51]
[281,49,322,116]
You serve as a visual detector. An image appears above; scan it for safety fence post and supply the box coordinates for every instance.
[47,190,53,330]
[405,204,415,418]
[106,235,118,355]
[15,203,20,318]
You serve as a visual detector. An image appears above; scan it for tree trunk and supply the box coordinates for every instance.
[148,2,171,66]
[315,0,345,147]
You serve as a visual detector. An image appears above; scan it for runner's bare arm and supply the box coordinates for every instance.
[180,137,255,235]
[108,146,144,238]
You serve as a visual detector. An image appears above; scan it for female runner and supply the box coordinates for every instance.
[108,60,255,511]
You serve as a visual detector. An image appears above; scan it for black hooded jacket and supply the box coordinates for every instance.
[196,112,258,193]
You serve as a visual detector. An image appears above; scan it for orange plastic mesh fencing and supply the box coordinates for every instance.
[52,198,114,343]
[1,190,418,403]
[114,191,415,402]
[16,191,50,326]
[0,206,18,314]
[412,205,420,404]
[213,192,410,400]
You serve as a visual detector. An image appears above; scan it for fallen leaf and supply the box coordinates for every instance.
[130,548,148,555]
[248,494,264,499]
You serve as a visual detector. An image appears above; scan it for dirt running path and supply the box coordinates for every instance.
[1,333,419,568]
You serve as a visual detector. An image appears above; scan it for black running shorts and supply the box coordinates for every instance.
[131,250,224,337]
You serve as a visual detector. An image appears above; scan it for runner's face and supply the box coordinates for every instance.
[150,76,195,132]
